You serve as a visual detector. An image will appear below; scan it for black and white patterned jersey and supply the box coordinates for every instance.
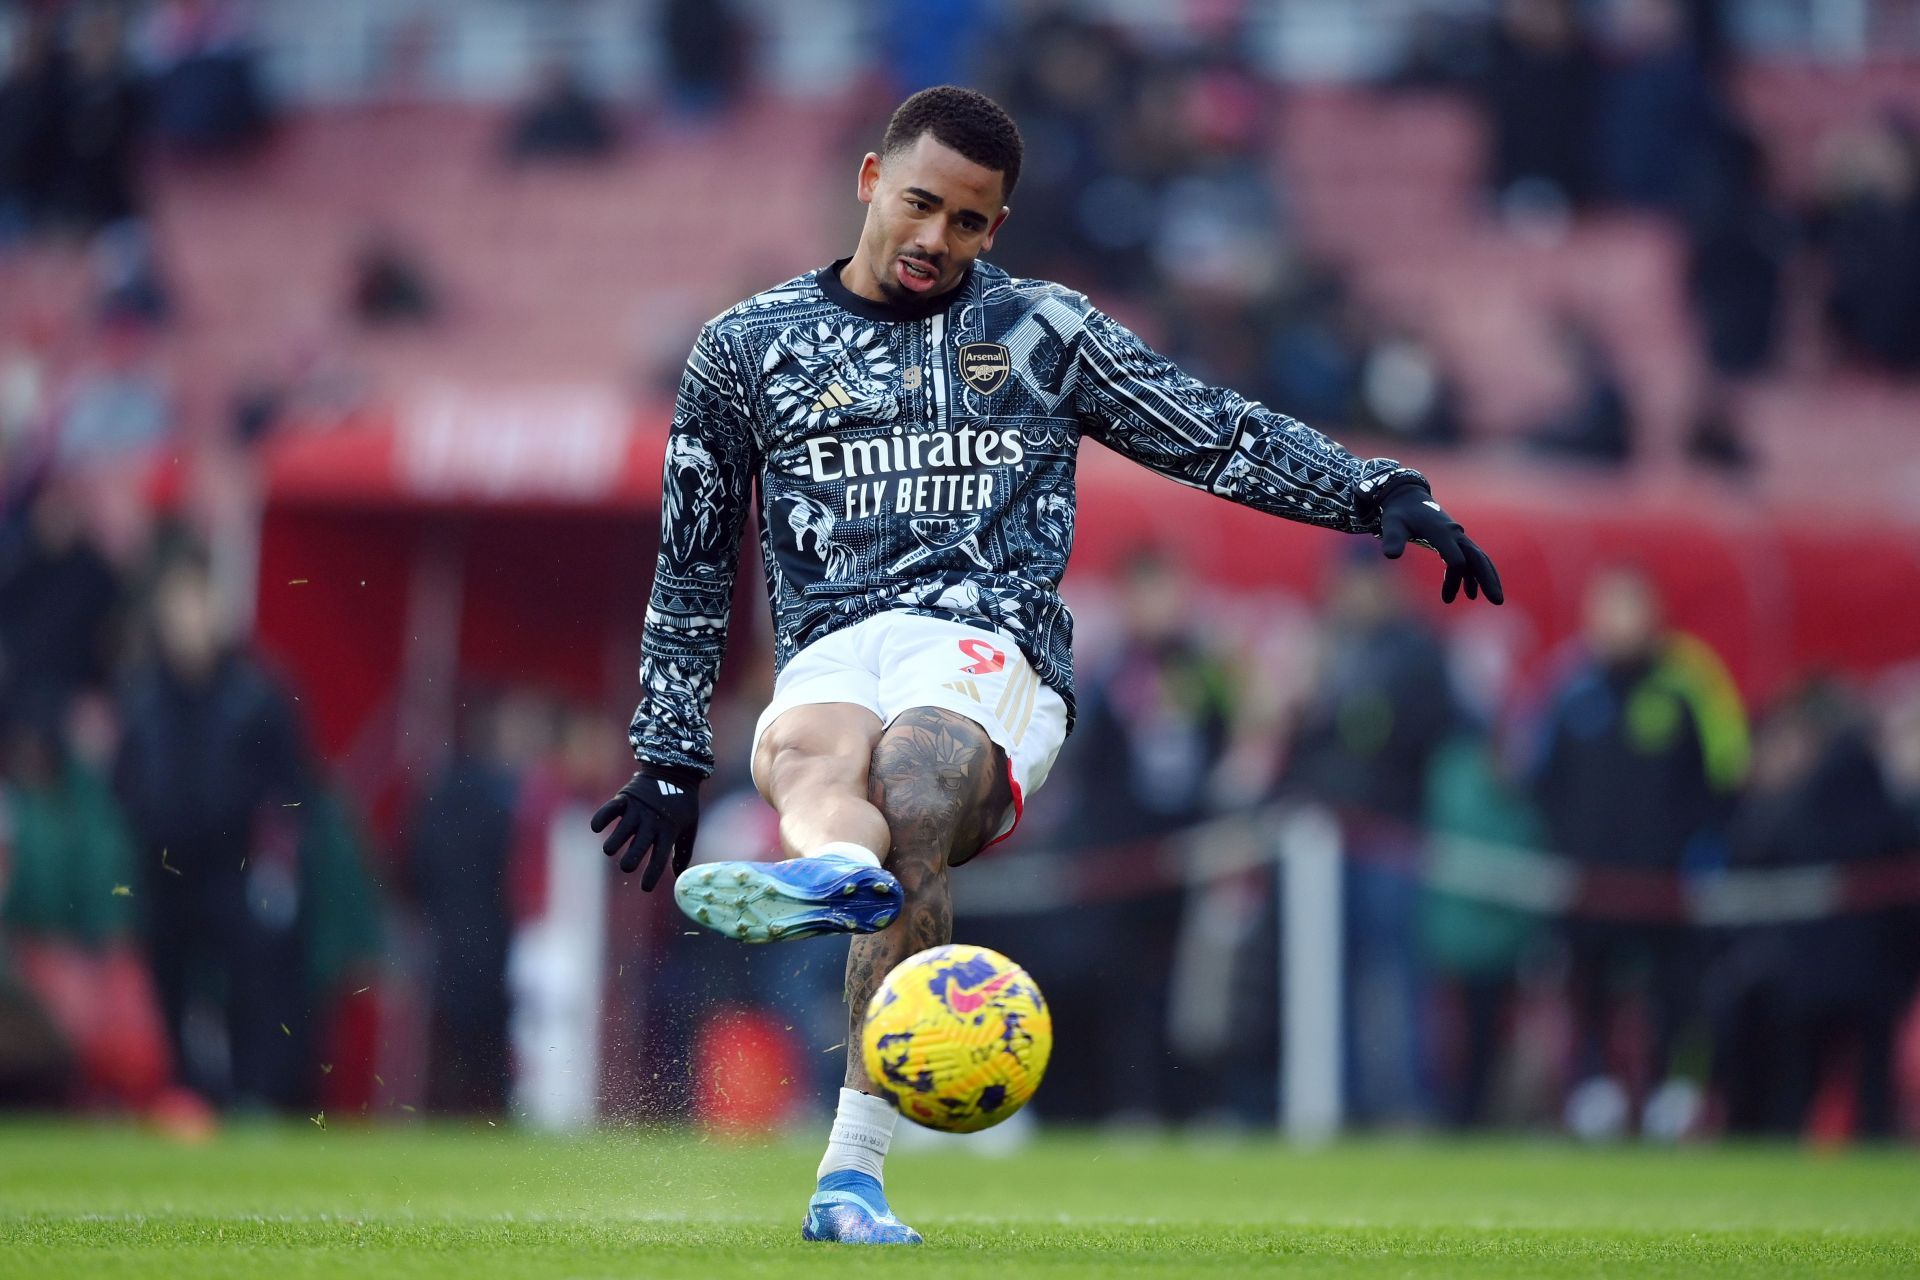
[629,257,1426,775]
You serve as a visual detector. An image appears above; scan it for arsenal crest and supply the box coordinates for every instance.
[957,342,1010,395]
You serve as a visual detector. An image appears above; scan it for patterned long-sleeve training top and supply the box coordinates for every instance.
[630,257,1426,774]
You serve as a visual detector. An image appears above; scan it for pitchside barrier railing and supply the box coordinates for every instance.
[948,805,1920,1143]
[510,802,1918,1135]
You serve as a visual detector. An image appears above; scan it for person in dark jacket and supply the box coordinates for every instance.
[1531,565,1747,1136]
[1291,551,1458,1124]
[115,545,312,1109]
[1593,0,1722,214]
[405,695,522,1115]
[1706,683,1913,1137]
[1479,0,1598,218]
[502,61,618,163]
[0,15,65,239]
[1811,116,1920,374]
[46,4,146,234]
[0,477,123,734]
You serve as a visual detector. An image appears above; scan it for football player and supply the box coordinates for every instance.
[594,86,1501,1244]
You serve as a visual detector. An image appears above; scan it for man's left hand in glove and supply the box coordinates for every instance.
[1378,483,1504,605]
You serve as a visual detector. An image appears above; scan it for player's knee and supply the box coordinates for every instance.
[868,707,1003,858]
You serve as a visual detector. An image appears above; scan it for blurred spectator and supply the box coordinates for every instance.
[1478,0,1597,222]
[1810,116,1920,374]
[505,702,613,926]
[985,7,1138,290]
[880,0,995,96]
[1419,732,1548,1127]
[1264,268,1364,428]
[56,321,172,461]
[1290,552,1458,1124]
[115,543,314,1109]
[47,3,146,235]
[1526,318,1632,464]
[2,712,137,955]
[1705,683,1912,1137]
[1353,323,1463,446]
[0,755,77,1109]
[1148,61,1307,423]
[1292,555,1457,832]
[0,336,50,472]
[1684,124,1790,377]
[0,476,122,732]
[224,324,369,445]
[1677,0,1730,72]
[142,0,271,154]
[503,61,618,164]
[1529,566,1748,1138]
[1593,0,1722,214]
[404,693,528,1114]
[92,219,173,328]
[1073,547,1237,831]
[1147,69,1288,306]
[0,711,175,1111]
[1879,676,1920,834]
[659,0,745,118]
[1388,7,1486,91]
[1874,677,1920,1075]
[1684,381,1753,474]
[294,784,381,1086]
[349,226,439,328]
[0,14,64,241]
[1045,546,1237,1123]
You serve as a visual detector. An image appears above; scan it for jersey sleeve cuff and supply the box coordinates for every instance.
[628,742,716,780]
[1352,464,1429,528]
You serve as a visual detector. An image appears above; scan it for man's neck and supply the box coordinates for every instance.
[819,254,970,323]
[838,255,888,306]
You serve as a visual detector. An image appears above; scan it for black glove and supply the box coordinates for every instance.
[1378,483,1504,605]
[590,764,703,890]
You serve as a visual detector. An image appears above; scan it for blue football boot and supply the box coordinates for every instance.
[801,1171,923,1245]
[673,852,902,942]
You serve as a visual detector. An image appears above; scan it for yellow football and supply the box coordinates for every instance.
[861,944,1051,1133]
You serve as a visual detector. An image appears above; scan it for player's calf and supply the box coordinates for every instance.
[752,704,890,860]
[674,704,901,942]
[841,706,1008,1090]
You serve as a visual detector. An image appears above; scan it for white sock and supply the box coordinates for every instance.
[806,840,882,869]
[817,1087,897,1184]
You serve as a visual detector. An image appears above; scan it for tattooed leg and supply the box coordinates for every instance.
[842,707,1013,1092]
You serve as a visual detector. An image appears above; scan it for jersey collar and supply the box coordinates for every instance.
[816,256,974,323]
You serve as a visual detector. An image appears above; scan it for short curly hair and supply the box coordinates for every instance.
[881,85,1023,200]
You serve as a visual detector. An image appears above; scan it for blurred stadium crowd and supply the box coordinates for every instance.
[2,0,1919,1143]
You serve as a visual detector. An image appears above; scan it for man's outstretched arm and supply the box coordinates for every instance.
[1072,306,1501,603]
[598,323,758,887]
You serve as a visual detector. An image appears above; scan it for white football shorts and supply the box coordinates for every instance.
[750,612,1069,848]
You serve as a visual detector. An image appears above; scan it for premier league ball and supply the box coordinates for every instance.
[861,944,1051,1133]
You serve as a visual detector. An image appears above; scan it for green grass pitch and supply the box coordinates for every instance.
[1,1122,1915,1277]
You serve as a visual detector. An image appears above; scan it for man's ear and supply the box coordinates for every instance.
[856,152,882,205]
[982,206,1010,253]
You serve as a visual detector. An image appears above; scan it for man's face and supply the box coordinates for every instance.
[1583,569,1660,664]
[155,567,222,677]
[848,132,1009,304]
